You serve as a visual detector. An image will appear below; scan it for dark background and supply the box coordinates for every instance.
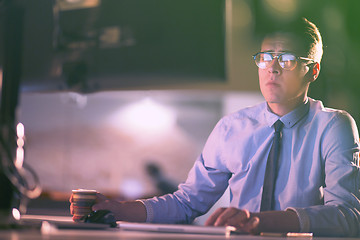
[1,0,226,92]
[0,0,359,122]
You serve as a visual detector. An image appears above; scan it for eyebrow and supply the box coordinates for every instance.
[261,50,292,53]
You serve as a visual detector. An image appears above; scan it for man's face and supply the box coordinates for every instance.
[258,34,312,108]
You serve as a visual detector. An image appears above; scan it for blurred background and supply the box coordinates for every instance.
[1,0,359,222]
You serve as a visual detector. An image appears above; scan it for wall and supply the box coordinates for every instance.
[19,90,263,199]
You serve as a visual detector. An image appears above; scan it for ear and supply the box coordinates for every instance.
[309,62,320,82]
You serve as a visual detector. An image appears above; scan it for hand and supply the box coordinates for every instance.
[70,192,147,222]
[91,193,124,219]
[205,207,260,234]
[70,192,146,222]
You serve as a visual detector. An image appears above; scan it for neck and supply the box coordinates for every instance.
[268,96,307,117]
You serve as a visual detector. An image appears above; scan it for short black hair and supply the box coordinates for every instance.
[261,18,323,63]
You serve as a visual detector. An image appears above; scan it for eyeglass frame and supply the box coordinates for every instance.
[252,51,316,70]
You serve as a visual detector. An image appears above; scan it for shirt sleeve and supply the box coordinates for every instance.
[291,111,360,237]
[141,119,232,224]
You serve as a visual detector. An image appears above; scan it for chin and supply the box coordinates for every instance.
[264,95,283,104]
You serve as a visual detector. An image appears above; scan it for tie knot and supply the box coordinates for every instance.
[274,120,284,133]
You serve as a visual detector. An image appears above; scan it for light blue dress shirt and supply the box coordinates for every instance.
[142,98,360,237]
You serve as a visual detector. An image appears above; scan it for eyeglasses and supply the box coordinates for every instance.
[253,52,315,70]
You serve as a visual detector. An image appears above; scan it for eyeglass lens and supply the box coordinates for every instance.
[255,52,297,70]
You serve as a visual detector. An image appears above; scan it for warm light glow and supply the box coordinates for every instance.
[17,123,25,139]
[58,0,100,11]
[263,0,298,20]
[108,98,176,136]
[15,147,24,169]
[265,0,297,13]
[120,179,144,199]
[41,221,58,235]
[15,123,25,169]
[12,208,21,221]
[17,138,25,148]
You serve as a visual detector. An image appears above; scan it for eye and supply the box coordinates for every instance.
[279,53,297,69]
[280,53,296,62]
[261,53,273,62]
[255,53,273,69]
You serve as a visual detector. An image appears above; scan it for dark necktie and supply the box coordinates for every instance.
[260,120,284,211]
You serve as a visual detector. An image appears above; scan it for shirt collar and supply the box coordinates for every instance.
[264,98,310,128]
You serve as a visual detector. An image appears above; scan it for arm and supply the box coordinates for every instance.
[142,155,231,223]
[292,112,360,237]
[92,193,147,222]
[72,155,230,224]
[141,118,232,224]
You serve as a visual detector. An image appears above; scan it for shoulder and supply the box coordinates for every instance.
[309,98,355,123]
[308,98,359,138]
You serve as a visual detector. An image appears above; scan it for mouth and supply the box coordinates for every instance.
[265,82,280,87]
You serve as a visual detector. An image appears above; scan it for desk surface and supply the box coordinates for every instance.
[0,215,358,240]
[1,228,360,240]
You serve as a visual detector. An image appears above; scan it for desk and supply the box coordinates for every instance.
[0,215,358,240]
[1,229,360,240]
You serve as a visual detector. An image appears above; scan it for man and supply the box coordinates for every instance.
[70,18,360,237]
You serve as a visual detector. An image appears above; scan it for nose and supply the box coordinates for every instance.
[267,57,282,74]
